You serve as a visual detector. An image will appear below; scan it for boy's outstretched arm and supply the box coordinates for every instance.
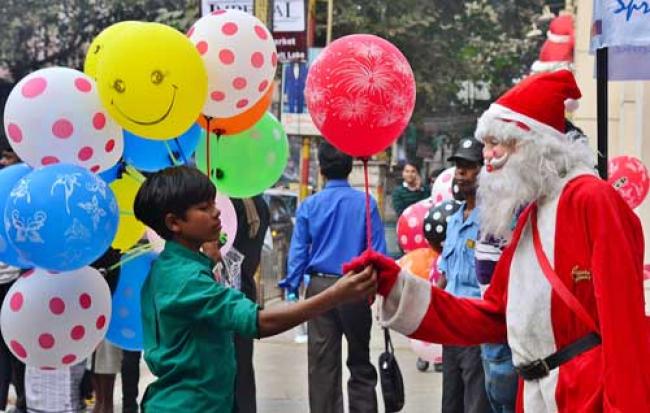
[258,266,377,338]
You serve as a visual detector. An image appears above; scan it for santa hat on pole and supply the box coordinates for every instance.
[531,15,575,73]
[475,69,581,144]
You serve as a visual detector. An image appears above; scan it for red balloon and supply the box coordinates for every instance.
[305,34,416,157]
[396,198,435,253]
[607,156,650,209]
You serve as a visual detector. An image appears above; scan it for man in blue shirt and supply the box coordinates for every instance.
[279,142,386,413]
[437,137,491,413]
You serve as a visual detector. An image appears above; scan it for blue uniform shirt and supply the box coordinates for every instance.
[280,179,387,295]
[438,203,481,298]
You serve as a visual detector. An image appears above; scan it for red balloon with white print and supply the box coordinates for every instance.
[607,156,650,209]
[305,34,416,157]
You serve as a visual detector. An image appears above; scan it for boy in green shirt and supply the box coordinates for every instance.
[133,166,376,413]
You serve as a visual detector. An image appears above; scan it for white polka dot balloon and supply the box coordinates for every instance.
[188,9,277,118]
[430,167,455,205]
[396,198,435,253]
[3,67,123,173]
[0,266,111,369]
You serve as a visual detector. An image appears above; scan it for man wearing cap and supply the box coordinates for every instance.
[345,70,650,412]
[436,137,491,413]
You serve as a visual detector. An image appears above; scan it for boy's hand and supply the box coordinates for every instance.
[201,241,222,263]
[330,266,377,303]
[342,250,401,296]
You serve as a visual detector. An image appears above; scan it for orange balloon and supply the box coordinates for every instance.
[198,83,274,136]
[397,248,439,281]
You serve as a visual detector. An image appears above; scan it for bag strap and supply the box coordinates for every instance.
[383,327,395,354]
[530,204,600,334]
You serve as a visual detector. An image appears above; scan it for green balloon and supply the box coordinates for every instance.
[196,113,289,198]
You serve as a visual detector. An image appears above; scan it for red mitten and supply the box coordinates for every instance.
[342,249,401,297]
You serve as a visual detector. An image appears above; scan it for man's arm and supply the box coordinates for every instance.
[278,203,310,295]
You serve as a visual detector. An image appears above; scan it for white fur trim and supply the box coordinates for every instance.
[531,60,573,74]
[546,31,572,43]
[380,271,432,335]
[475,103,567,144]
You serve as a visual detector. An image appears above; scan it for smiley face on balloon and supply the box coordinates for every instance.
[84,21,141,79]
[95,22,208,139]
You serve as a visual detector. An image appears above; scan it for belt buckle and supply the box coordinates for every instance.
[517,359,550,381]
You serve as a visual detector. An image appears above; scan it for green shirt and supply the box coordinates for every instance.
[141,241,259,413]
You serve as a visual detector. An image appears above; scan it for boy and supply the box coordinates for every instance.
[133,166,376,413]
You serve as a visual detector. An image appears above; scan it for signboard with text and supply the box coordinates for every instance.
[201,0,254,16]
[273,0,307,63]
[280,48,322,135]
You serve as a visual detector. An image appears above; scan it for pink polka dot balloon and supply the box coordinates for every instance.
[410,339,442,364]
[3,67,123,172]
[430,167,455,205]
[0,266,111,369]
[396,198,435,253]
[188,10,277,118]
[607,156,650,210]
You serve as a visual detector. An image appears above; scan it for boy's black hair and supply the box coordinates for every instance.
[0,134,12,153]
[134,166,216,240]
[318,141,353,180]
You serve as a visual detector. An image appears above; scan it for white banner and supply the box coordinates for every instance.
[273,0,305,32]
[201,0,254,16]
[608,46,650,80]
[591,0,650,51]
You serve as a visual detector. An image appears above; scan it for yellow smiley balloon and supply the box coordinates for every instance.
[84,21,142,79]
[110,172,146,252]
[96,22,208,139]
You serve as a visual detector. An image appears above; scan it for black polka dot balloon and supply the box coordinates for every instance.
[423,200,462,252]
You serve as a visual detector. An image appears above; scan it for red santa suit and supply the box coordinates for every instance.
[368,71,650,412]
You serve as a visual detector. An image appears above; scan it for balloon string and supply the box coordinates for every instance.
[163,140,180,166]
[362,158,373,252]
[124,165,146,183]
[174,137,189,164]
[119,210,135,217]
[205,116,212,181]
[107,244,154,271]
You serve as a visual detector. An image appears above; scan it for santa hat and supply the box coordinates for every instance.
[475,69,582,143]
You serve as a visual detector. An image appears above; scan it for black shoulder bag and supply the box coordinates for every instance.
[378,327,405,412]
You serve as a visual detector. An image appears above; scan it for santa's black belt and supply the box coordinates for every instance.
[514,332,601,381]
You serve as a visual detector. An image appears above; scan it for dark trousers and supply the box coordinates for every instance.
[0,282,26,411]
[306,276,377,413]
[234,267,257,413]
[442,345,492,413]
[121,350,141,413]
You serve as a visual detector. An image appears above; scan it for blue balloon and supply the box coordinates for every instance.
[3,163,119,271]
[98,161,123,184]
[123,123,201,172]
[106,251,156,351]
[0,164,33,268]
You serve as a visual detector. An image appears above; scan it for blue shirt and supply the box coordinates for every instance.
[280,179,387,294]
[438,203,481,298]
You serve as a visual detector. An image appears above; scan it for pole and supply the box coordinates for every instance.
[299,136,311,201]
[326,0,333,45]
[596,47,609,179]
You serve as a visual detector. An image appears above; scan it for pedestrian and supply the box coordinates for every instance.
[345,69,650,412]
[435,137,491,413]
[230,196,270,413]
[392,162,429,217]
[120,350,141,413]
[133,165,377,413]
[279,142,387,413]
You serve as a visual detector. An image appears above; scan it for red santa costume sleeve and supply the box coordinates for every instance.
[578,179,650,411]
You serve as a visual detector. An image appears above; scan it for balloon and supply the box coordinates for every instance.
[143,194,238,255]
[98,161,123,184]
[95,22,208,139]
[196,113,289,198]
[197,83,274,136]
[0,164,33,268]
[110,173,145,252]
[396,199,435,253]
[430,167,455,205]
[123,123,201,172]
[4,164,119,271]
[305,34,416,157]
[0,267,111,369]
[3,67,124,172]
[410,339,443,364]
[188,9,277,118]
[84,21,142,79]
[106,251,156,351]
[397,248,438,280]
[423,200,462,252]
[608,155,650,209]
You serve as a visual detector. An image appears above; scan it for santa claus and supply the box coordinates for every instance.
[345,70,650,412]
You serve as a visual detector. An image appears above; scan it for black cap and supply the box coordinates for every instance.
[447,137,484,164]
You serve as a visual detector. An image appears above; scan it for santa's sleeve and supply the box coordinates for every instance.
[584,183,650,411]
[380,246,511,346]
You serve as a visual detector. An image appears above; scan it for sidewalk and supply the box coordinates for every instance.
[115,300,443,412]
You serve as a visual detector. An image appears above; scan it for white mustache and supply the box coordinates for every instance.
[487,153,510,171]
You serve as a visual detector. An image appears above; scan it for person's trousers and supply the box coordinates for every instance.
[480,344,518,413]
[121,350,141,413]
[306,276,377,413]
[234,334,256,413]
[442,345,491,413]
